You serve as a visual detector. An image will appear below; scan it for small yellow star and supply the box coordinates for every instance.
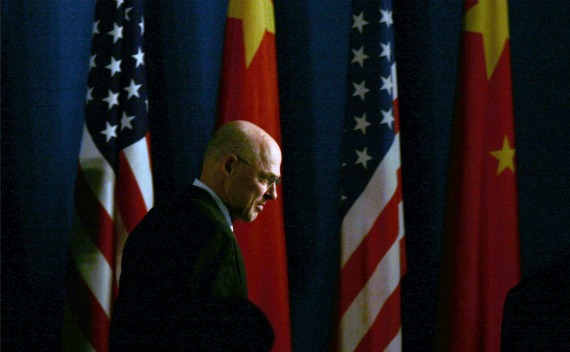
[489,136,516,175]
[227,0,275,68]
[463,0,510,80]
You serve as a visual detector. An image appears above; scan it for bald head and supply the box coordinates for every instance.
[203,121,277,165]
[200,120,282,222]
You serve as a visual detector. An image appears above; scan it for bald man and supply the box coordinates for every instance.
[110,121,280,351]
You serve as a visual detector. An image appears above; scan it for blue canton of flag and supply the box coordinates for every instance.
[341,0,398,210]
[337,0,405,351]
[86,0,149,167]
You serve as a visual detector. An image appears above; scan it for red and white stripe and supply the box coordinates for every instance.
[338,134,405,352]
[64,127,153,352]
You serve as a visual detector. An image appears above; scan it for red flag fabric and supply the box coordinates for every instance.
[336,1,406,351]
[216,1,291,351]
[437,0,521,351]
[63,1,153,351]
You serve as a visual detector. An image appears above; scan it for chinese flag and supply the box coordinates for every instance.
[216,1,291,351]
[436,1,521,351]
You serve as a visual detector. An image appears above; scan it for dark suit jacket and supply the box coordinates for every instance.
[501,253,570,351]
[110,186,273,351]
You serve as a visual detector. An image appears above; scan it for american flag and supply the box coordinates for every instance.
[63,0,153,350]
[337,0,405,351]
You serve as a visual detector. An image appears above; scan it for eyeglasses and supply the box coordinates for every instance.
[236,155,281,187]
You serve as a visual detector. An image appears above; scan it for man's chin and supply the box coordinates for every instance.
[236,212,258,223]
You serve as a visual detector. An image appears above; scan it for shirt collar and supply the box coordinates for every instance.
[192,179,233,231]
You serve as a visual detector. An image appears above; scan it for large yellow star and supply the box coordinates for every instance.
[463,0,510,80]
[490,136,516,175]
[227,0,275,68]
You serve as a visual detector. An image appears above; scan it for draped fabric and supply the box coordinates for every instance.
[337,1,405,351]
[436,1,521,351]
[62,1,154,350]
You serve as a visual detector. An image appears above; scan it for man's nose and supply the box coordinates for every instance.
[265,182,278,200]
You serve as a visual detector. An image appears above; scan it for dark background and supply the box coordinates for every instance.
[2,1,569,351]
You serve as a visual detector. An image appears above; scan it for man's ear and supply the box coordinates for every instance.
[224,155,238,176]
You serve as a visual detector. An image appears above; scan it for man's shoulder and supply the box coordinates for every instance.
[509,253,570,299]
[128,185,228,238]
[179,185,228,225]
[122,186,233,263]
